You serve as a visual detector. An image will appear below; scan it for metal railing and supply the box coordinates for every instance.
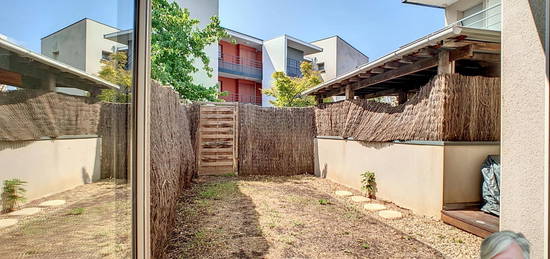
[218,53,262,80]
[287,58,303,77]
[220,92,262,106]
[455,3,501,31]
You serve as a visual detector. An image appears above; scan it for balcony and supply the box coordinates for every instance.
[455,3,501,31]
[287,58,303,77]
[218,54,262,80]
[221,92,262,106]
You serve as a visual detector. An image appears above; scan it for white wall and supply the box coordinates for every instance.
[41,19,88,71]
[444,0,483,25]
[85,19,121,75]
[500,0,547,257]
[307,37,338,81]
[315,138,500,218]
[336,37,369,77]
[0,138,101,202]
[262,36,287,106]
[177,0,219,90]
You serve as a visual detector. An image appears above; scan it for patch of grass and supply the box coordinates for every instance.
[361,243,370,249]
[198,182,238,200]
[292,220,305,228]
[67,208,85,215]
[454,238,464,244]
[221,172,237,177]
[23,250,42,255]
[318,199,331,205]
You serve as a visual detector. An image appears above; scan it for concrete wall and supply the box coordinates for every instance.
[262,36,287,106]
[307,37,338,81]
[41,19,87,71]
[41,19,121,76]
[84,19,121,75]
[0,137,101,202]
[444,0,484,25]
[336,37,369,76]
[315,138,500,218]
[501,0,547,257]
[443,144,500,204]
[178,0,219,89]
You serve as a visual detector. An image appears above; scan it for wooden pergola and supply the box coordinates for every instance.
[302,26,501,104]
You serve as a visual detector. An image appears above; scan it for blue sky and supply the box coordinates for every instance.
[0,0,444,60]
[0,0,134,53]
[220,0,445,60]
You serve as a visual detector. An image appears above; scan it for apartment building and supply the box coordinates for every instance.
[219,30,369,106]
[41,18,125,76]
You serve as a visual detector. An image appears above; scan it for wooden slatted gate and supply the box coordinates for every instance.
[197,103,238,175]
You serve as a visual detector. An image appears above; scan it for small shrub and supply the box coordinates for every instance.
[68,208,85,215]
[362,243,370,249]
[361,171,377,199]
[318,199,331,205]
[1,179,27,213]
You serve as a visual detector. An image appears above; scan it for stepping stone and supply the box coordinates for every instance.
[39,200,66,207]
[335,190,353,197]
[378,210,403,219]
[8,207,42,216]
[350,196,370,202]
[0,219,18,229]
[363,203,387,211]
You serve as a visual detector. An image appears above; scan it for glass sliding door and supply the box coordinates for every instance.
[0,0,143,257]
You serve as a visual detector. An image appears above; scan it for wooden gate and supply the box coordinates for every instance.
[196,103,238,175]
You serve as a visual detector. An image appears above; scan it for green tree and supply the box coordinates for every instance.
[264,62,322,107]
[152,0,227,101]
[97,52,132,103]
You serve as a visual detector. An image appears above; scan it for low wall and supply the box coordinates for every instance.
[0,137,101,202]
[314,138,499,218]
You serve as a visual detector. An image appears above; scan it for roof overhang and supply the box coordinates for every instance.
[224,28,263,50]
[285,35,323,55]
[104,29,133,45]
[0,37,119,92]
[402,0,458,8]
[301,26,500,97]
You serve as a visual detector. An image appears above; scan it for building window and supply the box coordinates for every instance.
[101,50,112,61]
[317,62,325,73]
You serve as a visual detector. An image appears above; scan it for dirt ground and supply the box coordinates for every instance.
[166,175,479,258]
[0,180,131,258]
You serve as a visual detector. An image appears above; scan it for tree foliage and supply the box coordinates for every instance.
[97,52,132,103]
[152,0,227,101]
[264,62,322,107]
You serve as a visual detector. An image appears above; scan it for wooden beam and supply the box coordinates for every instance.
[348,76,359,82]
[438,50,454,74]
[0,68,22,87]
[415,48,438,58]
[315,95,323,104]
[398,56,417,64]
[358,72,372,79]
[383,61,401,70]
[345,85,354,100]
[371,67,385,74]
[397,90,408,105]
[449,45,474,61]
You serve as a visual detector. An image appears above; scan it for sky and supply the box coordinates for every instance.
[0,0,444,61]
[0,0,134,53]
[220,0,445,60]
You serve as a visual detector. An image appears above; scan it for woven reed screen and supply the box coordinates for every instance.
[237,104,315,176]
[315,74,500,142]
[0,91,101,141]
[150,82,196,259]
[98,103,129,179]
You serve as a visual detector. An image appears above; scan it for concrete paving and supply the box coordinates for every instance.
[39,200,66,207]
[363,203,387,211]
[378,210,403,219]
[8,207,42,216]
[0,219,18,229]
[334,190,353,197]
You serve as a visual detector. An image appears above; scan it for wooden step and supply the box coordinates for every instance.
[441,209,499,238]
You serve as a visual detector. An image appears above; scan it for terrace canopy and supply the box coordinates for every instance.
[301,25,500,104]
[0,37,119,95]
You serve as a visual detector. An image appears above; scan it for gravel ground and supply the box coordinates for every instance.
[165,175,481,258]
[310,176,483,258]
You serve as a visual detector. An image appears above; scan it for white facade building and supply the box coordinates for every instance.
[262,35,323,106]
[307,36,369,82]
[41,18,124,76]
[176,0,220,90]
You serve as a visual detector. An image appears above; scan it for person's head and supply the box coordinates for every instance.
[480,231,530,259]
